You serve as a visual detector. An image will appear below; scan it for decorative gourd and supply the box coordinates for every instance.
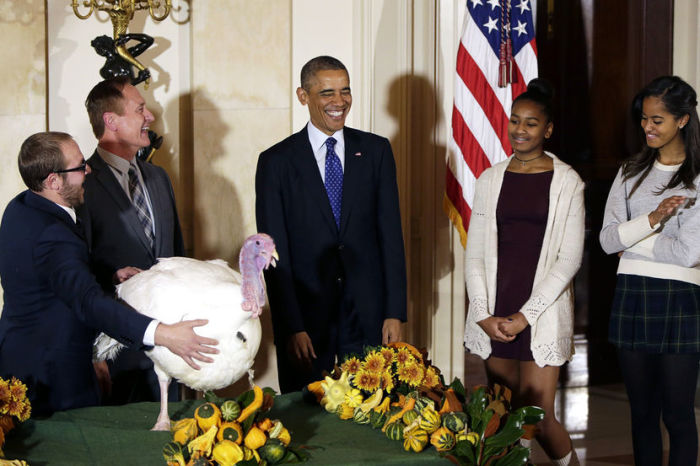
[320,372,353,413]
[268,420,291,446]
[216,421,243,444]
[244,425,267,450]
[465,432,480,445]
[442,411,467,433]
[357,388,383,413]
[237,385,264,423]
[382,398,416,432]
[438,388,463,414]
[419,406,441,433]
[171,417,198,445]
[220,400,241,422]
[369,409,387,429]
[403,426,429,453]
[384,421,404,441]
[414,395,436,412]
[353,407,371,425]
[336,402,355,420]
[241,446,261,462]
[188,457,212,466]
[187,425,219,459]
[430,426,456,452]
[402,409,419,426]
[373,396,391,414]
[257,417,273,432]
[162,441,186,466]
[344,388,364,408]
[259,438,287,464]
[306,380,325,403]
[212,440,244,466]
[194,402,222,431]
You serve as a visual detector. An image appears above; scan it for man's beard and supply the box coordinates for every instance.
[59,180,84,208]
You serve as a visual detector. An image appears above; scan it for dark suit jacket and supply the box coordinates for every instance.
[255,125,407,353]
[0,191,151,416]
[79,151,184,292]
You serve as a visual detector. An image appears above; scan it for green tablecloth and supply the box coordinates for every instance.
[4,392,447,465]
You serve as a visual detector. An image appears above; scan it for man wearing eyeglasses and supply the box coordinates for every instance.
[77,77,185,405]
[0,132,217,416]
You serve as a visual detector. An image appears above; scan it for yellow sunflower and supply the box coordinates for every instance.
[398,361,425,387]
[362,351,385,373]
[395,347,415,367]
[380,347,396,366]
[354,369,381,392]
[0,379,10,404]
[18,402,31,423]
[380,370,395,393]
[9,378,27,401]
[423,366,440,389]
[341,356,362,375]
[6,399,24,418]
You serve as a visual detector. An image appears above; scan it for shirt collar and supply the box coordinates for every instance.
[97,146,134,174]
[307,121,344,153]
[55,203,77,223]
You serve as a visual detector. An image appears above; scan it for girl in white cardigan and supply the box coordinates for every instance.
[464,79,585,466]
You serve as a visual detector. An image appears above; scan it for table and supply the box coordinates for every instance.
[4,392,447,465]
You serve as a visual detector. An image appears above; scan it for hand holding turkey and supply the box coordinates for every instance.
[154,319,219,370]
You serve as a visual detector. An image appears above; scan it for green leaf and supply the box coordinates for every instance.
[236,459,258,466]
[203,390,223,404]
[512,406,545,425]
[453,439,477,464]
[449,378,467,400]
[492,445,530,466]
[484,413,526,450]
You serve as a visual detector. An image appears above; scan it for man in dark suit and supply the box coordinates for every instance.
[78,77,184,404]
[256,56,407,393]
[0,132,217,416]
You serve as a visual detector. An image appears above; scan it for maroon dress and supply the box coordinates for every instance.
[491,170,553,360]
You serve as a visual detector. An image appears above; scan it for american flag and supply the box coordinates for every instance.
[444,0,538,247]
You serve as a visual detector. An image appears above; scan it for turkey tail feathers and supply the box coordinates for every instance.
[93,332,124,361]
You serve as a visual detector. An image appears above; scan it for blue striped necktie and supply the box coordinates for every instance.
[324,137,343,229]
[128,165,155,250]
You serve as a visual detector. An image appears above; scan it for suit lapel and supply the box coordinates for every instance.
[339,128,361,236]
[88,151,154,258]
[290,128,338,233]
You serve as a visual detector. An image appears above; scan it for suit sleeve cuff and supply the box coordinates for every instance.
[618,213,659,247]
[143,319,159,346]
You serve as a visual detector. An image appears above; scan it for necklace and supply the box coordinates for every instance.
[512,153,545,166]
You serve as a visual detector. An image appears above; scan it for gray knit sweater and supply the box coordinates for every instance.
[600,159,700,284]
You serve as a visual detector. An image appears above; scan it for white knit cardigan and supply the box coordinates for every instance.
[463,152,585,367]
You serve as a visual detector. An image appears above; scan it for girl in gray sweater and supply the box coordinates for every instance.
[600,75,700,466]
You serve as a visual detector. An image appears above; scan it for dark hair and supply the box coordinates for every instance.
[623,75,700,195]
[85,77,131,138]
[18,132,73,192]
[300,56,347,90]
[512,78,554,122]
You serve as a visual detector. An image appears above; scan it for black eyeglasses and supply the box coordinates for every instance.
[54,161,87,174]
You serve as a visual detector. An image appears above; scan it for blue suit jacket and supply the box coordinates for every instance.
[255,126,407,350]
[0,191,151,415]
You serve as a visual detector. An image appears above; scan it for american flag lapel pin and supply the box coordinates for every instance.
[354,152,362,157]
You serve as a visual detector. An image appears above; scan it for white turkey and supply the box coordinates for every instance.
[94,233,277,430]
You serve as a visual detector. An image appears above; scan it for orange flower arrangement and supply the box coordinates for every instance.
[0,377,31,458]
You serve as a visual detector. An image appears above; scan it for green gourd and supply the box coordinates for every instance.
[385,421,404,441]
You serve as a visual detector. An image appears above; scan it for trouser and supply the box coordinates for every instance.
[276,299,374,394]
[617,348,699,466]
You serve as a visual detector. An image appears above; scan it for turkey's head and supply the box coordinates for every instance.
[240,233,278,318]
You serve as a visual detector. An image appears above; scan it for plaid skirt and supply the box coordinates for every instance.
[609,274,700,353]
